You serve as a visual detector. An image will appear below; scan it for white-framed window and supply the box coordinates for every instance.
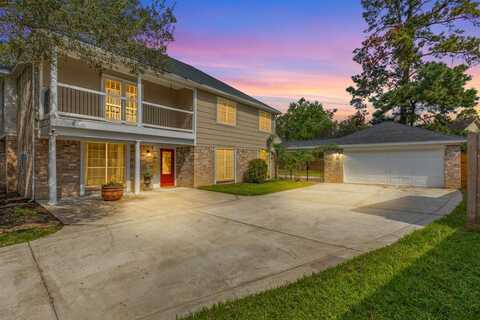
[86,143,125,186]
[259,110,272,133]
[259,149,270,178]
[104,78,137,123]
[105,79,122,121]
[215,148,235,182]
[217,97,236,126]
[125,84,137,123]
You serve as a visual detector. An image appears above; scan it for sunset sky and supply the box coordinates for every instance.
[166,0,480,119]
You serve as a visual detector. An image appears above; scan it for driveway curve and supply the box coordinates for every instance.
[0,184,462,320]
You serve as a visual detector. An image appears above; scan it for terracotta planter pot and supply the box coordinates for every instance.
[101,185,124,201]
[144,177,152,190]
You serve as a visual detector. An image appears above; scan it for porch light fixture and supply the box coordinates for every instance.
[146,149,152,157]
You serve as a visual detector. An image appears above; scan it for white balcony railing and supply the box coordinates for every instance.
[54,83,194,132]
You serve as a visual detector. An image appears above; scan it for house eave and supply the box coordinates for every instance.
[287,139,466,150]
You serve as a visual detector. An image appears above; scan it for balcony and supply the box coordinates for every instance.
[54,83,194,133]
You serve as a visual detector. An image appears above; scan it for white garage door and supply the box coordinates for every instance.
[344,149,444,187]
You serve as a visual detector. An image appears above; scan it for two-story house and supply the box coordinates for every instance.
[0,51,280,204]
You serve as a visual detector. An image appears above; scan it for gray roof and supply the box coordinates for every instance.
[164,58,280,114]
[284,122,466,149]
[0,57,281,114]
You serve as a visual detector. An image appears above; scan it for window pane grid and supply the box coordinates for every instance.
[217,98,236,125]
[259,111,272,132]
[86,143,125,186]
[216,148,234,182]
[105,79,122,121]
[125,84,137,123]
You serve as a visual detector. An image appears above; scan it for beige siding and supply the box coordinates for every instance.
[196,90,273,148]
[58,57,101,91]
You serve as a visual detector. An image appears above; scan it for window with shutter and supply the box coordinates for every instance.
[259,111,272,133]
[217,98,236,126]
[215,148,235,182]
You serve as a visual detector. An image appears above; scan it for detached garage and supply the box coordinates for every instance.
[284,122,465,189]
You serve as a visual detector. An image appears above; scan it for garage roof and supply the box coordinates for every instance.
[284,122,466,149]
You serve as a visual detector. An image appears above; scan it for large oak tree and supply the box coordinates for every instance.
[0,0,176,71]
[348,0,480,125]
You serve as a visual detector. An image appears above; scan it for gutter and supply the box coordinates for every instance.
[286,139,467,150]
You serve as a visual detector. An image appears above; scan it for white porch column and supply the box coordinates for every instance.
[48,51,58,205]
[137,73,142,126]
[49,52,58,118]
[134,140,141,194]
[79,142,85,196]
[48,132,57,204]
[125,144,131,193]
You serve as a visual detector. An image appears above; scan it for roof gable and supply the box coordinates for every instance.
[284,122,466,149]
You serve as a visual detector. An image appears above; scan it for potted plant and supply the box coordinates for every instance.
[143,170,153,190]
[101,181,124,201]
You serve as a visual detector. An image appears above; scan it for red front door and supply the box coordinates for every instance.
[160,149,175,187]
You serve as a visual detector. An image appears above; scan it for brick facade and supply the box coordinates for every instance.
[176,146,194,187]
[236,148,260,182]
[193,145,215,187]
[324,150,343,183]
[35,139,81,200]
[444,145,461,189]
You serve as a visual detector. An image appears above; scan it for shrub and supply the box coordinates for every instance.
[244,159,268,183]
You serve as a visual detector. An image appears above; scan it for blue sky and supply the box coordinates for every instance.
[161,0,480,118]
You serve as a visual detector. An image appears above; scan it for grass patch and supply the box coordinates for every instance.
[0,224,62,248]
[199,180,315,196]
[184,200,480,320]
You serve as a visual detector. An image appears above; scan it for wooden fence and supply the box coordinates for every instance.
[467,133,480,228]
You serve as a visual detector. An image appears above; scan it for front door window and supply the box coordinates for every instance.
[160,149,175,187]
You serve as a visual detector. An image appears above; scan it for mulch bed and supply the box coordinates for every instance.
[0,201,61,234]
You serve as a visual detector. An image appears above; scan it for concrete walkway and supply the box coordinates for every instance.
[0,184,462,320]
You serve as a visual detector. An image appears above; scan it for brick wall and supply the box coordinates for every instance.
[444,145,461,189]
[193,145,214,187]
[236,148,259,182]
[35,139,81,200]
[324,150,344,183]
[176,146,194,187]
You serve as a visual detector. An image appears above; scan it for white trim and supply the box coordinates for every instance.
[58,82,106,96]
[125,143,131,193]
[193,88,198,146]
[216,97,237,127]
[214,146,236,184]
[134,141,141,195]
[137,73,142,127]
[287,140,466,150]
[142,123,193,133]
[80,142,85,196]
[142,101,194,114]
[258,110,273,133]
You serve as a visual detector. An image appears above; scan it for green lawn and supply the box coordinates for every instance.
[0,225,62,248]
[183,200,480,320]
[199,180,315,196]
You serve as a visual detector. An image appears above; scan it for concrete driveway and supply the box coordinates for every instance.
[1,184,461,320]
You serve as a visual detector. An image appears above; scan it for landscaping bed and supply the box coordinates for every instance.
[0,202,62,247]
[183,200,480,320]
[199,180,315,196]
